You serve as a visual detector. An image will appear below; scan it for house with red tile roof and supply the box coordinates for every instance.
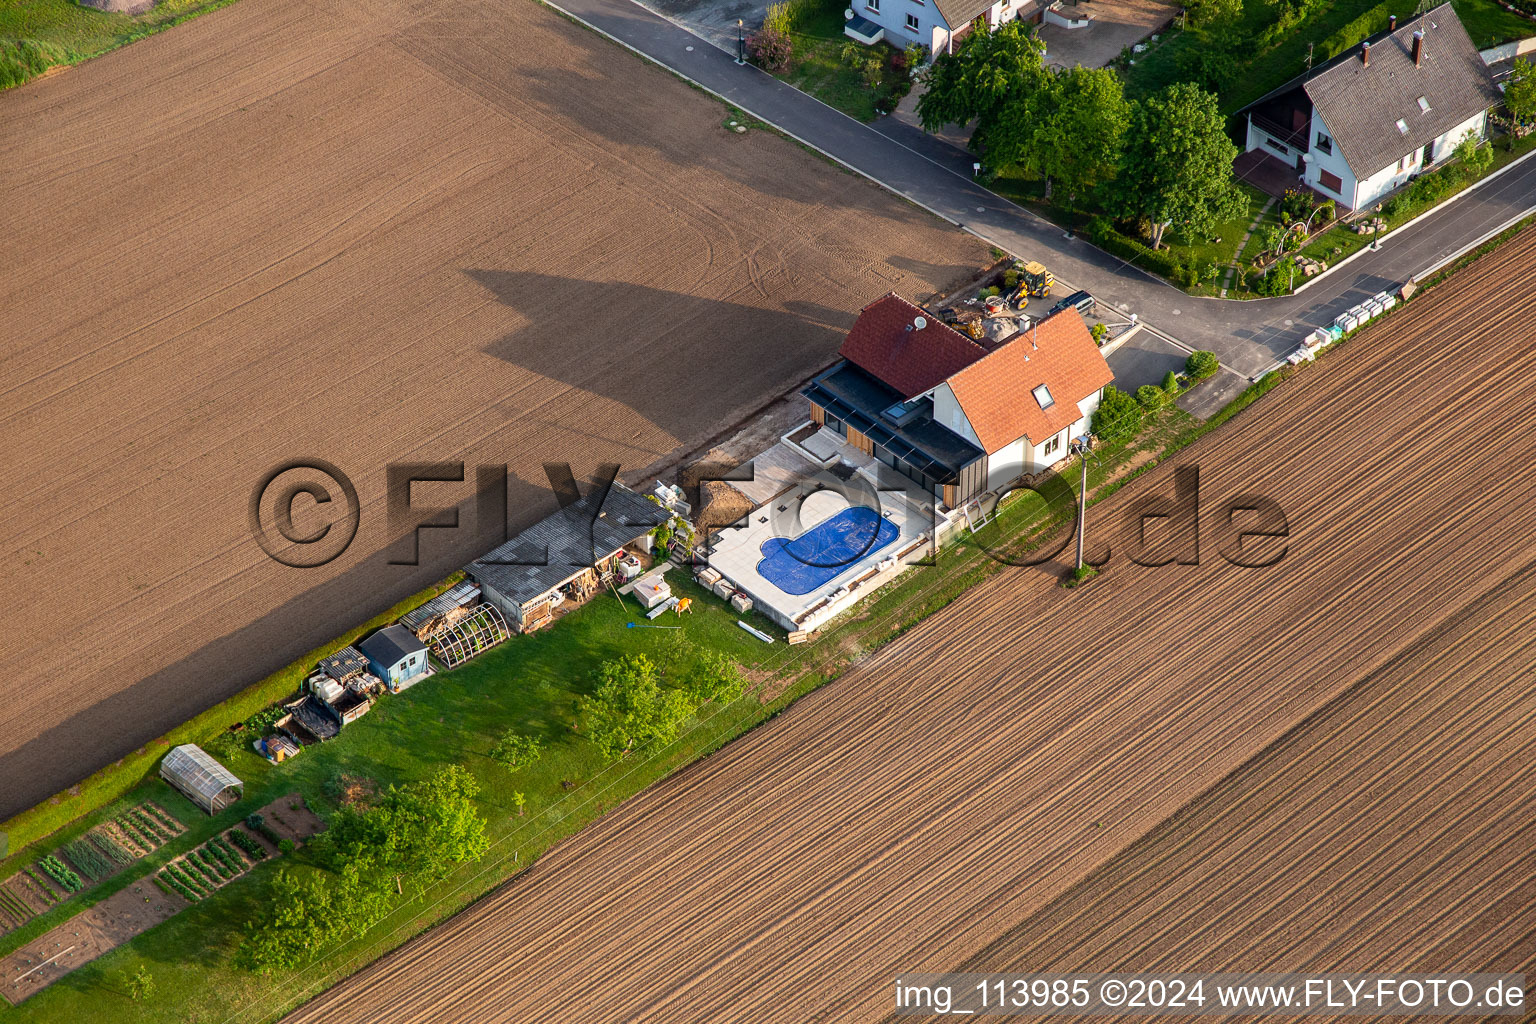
[801,293,1113,509]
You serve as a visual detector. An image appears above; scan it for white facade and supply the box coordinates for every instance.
[1345,108,1487,208]
[928,382,983,447]
[1246,105,1489,210]
[857,0,1035,55]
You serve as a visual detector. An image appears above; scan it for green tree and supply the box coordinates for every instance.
[1091,385,1143,444]
[917,21,1049,154]
[489,730,542,773]
[324,764,490,889]
[1112,82,1245,249]
[1453,130,1492,178]
[687,651,749,705]
[1185,0,1242,28]
[1505,58,1536,123]
[512,791,527,817]
[990,65,1129,202]
[580,655,694,759]
[125,965,155,1001]
[235,869,337,974]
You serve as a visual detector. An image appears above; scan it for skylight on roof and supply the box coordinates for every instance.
[1395,118,1409,134]
[1417,96,1430,113]
[1032,384,1054,409]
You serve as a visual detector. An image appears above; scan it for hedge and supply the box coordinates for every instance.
[0,574,461,862]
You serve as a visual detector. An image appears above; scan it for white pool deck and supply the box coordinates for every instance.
[706,442,936,631]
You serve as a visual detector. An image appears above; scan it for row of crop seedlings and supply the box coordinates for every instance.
[0,883,32,929]
[38,854,84,894]
[59,826,138,883]
[116,803,184,854]
[155,834,252,903]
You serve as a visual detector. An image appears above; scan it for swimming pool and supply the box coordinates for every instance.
[756,506,899,596]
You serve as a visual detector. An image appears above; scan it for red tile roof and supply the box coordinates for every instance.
[945,309,1114,453]
[837,293,988,399]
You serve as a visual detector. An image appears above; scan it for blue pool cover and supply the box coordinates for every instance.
[757,506,899,596]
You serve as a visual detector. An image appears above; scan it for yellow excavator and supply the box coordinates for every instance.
[1019,260,1054,299]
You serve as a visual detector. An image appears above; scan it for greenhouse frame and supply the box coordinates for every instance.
[159,744,244,815]
[429,603,510,669]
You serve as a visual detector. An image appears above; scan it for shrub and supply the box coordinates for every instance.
[747,26,793,72]
[1135,384,1167,409]
[1185,350,1219,380]
[1085,218,1186,282]
[1090,322,1109,345]
[1091,385,1143,445]
[1161,370,1181,395]
[278,838,296,855]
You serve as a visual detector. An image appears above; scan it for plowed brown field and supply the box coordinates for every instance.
[281,229,1536,1024]
[0,0,986,816]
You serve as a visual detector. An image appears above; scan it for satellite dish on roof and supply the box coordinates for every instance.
[913,315,927,330]
[845,7,854,17]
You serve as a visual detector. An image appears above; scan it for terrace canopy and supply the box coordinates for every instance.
[159,744,244,815]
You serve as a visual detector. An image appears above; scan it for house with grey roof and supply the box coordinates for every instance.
[846,0,1045,56]
[1237,4,1501,211]
[465,481,668,634]
[358,624,431,693]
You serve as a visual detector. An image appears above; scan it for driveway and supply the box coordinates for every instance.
[637,0,764,49]
[1039,0,1177,70]
[542,0,1536,381]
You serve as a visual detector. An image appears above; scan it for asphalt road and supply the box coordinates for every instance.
[547,0,1536,379]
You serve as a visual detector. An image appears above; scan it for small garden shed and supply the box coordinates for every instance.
[358,624,431,693]
[159,744,244,815]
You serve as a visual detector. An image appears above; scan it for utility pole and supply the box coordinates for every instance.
[1306,41,1314,70]
[1071,435,1093,572]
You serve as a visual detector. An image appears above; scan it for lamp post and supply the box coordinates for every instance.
[1371,202,1383,250]
[736,18,747,64]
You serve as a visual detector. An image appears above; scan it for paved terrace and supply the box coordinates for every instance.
[543,0,1536,379]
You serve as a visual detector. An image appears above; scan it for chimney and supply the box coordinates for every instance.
[1412,29,1424,66]
[1388,13,1397,30]
[1361,40,1371,66]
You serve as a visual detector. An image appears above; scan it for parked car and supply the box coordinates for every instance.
[1049,290,1095,318]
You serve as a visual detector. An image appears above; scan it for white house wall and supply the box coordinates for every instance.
[1352,108,1489,208]
[987,435,1028,490]
[929,383,983,448]
[1302,110,1358,207]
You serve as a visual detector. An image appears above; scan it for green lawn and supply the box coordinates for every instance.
[1297,131,1536,266]
[0,0,241,89]
[0,391,1217,1024]
[984,173,1268,295]
[760,0,915,121]
[0,578,787,1021]
[1124,0,1536,115]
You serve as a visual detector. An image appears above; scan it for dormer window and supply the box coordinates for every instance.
[1032,384,1054,409]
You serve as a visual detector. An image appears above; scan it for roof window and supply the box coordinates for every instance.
[1395,118,1408,134]
[1032,384,1054,409]
[1417,96,1430,113]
